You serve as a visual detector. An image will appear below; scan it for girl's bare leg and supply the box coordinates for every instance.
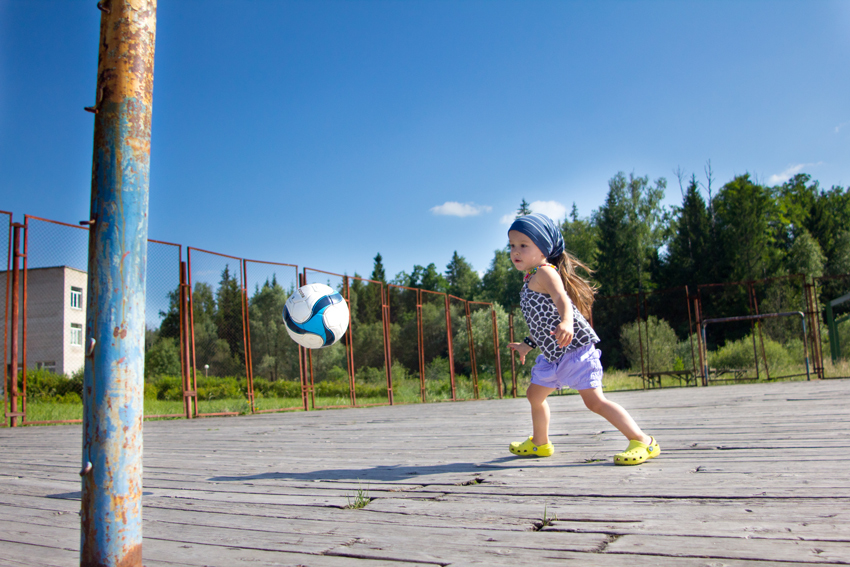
[526,383,556,445]
[578,387,651,443]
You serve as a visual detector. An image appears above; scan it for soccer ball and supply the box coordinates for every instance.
[283,283,350,349]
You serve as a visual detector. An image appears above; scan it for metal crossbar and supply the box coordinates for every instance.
[700,312,810,383]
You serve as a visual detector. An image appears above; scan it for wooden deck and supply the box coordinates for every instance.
[2,379,850,566]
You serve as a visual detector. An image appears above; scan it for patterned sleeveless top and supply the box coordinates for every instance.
[520,282,599,363]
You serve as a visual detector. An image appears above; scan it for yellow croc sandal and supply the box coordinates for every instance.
[509,436,554,457]
[614,437,660,465]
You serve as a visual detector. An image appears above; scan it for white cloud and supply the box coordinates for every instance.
[767,162,824,185]
[529,200,568,221]
[500,200,568,224]
[430,201,492,217]
[836,121,850,134]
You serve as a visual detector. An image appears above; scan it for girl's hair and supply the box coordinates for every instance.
[551,251,597,320]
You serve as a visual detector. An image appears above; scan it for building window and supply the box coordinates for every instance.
[71,287,83,310]
[36,361,56,373]
[70,323,83,347]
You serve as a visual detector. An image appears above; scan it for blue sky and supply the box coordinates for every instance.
[2,0,849,283]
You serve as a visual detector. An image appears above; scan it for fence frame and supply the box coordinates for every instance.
[21,215,91,425]
[303,267,393,409]
[420,288,456,401]
[243,258,306,413]
[142,239,185,420]
[2,211,13,426]
[467,300,504,399]
[9,208,850,429]
[701,311,811,383]
[387,283,426,402]
[186,246,252,418]
[696,274,812,384]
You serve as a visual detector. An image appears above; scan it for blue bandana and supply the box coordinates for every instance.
[508,213,565,261]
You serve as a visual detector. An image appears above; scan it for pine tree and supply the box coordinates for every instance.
[216,266,245,362]
[419,263,448,293]
[445,251,480,299]
[517,199,532,218]
[662,175,713,288]
[594,172,666,295]
[561,203,599,271]
[370,253,386,283]
[714,174,782,282]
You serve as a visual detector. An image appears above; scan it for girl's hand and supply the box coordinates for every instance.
[552,320,573,348]
[508,342,533,364]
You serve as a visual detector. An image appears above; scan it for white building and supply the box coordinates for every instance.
[1,266,87,377]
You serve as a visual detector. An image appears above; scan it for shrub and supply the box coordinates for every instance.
[252,377,301,398]
[196,375,245,401]
[709,333,793,369]
[356,366,386,384]
[145,336,181,378]
[620,316,679,372]
[16,367,83,402]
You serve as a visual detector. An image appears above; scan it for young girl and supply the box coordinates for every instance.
[507,213,659,465]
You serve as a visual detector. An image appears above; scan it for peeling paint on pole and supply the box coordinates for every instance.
[81,1,156,566]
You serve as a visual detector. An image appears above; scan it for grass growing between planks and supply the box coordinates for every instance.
[344,482,372,509]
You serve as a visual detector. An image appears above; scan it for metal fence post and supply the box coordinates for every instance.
[80,1,156,565]
[8,223,23,426]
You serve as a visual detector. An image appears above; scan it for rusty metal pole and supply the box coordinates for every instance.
[8,224,23,427]
[80,1,156,566]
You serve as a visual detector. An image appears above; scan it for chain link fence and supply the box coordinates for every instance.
[186,247,251,417]
[244,259,304,412]
[8,208,850,428]
[143,240,184,418]
[1,211,12,426]
[20,216,89,424]
[420,289,454,401]
[387,284,426,403]
[302,269,353,409]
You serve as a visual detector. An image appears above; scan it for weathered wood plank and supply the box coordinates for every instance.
[0,540,78,567]
[1,379,848,565]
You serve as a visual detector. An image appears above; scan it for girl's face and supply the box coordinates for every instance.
[508,230,546,272]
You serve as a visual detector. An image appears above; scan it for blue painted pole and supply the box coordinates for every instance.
[80,1,156,566]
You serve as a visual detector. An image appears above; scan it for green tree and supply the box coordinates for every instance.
[561,203,599,271]
[714,174,782,282]
[144,336,181,379]
[517,199,532,218]
[829,230,850,276]
[478,247,524,308]
[594,172,666,295]
[445,251,480,299]
[774,173,818,248]
[371,253,386,283]
[420,263,448,293]
[248,276,299,381]
[786,229,826,281]
[661,174,714,288]
[811,185,850,270]
[352,254,386,325]
[158,287,181,340]
[216,266,245,363]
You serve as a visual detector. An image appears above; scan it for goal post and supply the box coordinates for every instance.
[700,311,810,384]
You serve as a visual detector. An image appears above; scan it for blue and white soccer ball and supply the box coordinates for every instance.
[283,283,350,349]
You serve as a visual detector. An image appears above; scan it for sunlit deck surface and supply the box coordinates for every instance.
[2,379,849,566]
